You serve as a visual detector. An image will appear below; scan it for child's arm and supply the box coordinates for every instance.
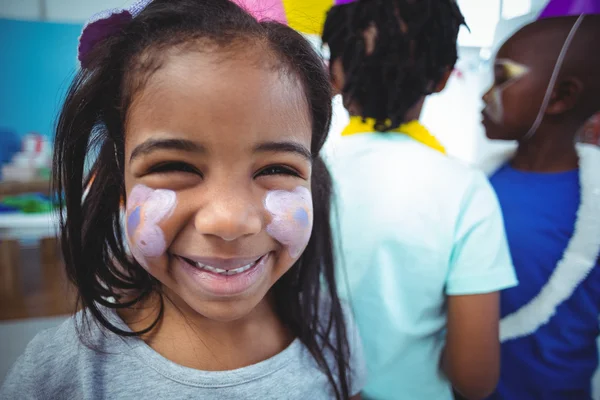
[441,292,500,400]
[442,171,518,399]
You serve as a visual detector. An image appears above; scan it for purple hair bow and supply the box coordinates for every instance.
[78,0,152,68]
[335,0,358,4]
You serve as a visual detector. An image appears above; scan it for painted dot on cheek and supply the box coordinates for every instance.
[127,206,141,238]
[294,208,309,228]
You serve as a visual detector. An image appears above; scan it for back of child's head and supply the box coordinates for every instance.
[322,0,465,130]
[483,14,600,142]
[53,1,351,398]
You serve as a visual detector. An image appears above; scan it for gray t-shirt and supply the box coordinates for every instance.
[1,302,365,399]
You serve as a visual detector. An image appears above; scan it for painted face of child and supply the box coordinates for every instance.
[481,29,571,141]
[483,59,530,124]
[123,45,313,322]
[482,58,531,140]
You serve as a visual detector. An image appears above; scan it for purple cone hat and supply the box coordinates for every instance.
[538,0,600,19]
[335,0,357,5]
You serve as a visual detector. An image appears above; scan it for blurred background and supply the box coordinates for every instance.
[0,0,588,385]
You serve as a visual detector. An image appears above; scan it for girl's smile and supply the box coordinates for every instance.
[173,253,272,297]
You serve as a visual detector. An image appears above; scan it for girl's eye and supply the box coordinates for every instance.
[256,165,301,178]
[147,161,200,175]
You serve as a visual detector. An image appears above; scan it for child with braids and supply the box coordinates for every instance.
[0,1,366,399]
[322,1,517,399]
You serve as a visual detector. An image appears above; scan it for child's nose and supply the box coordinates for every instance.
[193,190,262,242]
[482,87,492,103]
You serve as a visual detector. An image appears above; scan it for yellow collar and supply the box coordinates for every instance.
[341,117,446,154]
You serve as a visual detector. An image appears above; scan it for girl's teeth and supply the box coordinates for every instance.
[193,261,256,276]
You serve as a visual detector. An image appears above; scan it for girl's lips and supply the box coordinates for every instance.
[177,253,271,297]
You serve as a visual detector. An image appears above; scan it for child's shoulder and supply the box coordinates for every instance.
[1,316,79,397]
[0,310,127,399]
[17,314,82,366]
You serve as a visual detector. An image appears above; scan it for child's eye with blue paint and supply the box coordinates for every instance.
[147,161,201,176]
[255,165,301,178]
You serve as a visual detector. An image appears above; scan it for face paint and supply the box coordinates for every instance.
[484,59,530,124]
[264,186,313,258]
[126,184,177,267]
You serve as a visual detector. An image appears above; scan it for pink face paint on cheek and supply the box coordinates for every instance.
[264,186,313,258]
[126,184,177,266]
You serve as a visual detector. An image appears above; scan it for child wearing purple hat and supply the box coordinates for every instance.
[481,1,600,398]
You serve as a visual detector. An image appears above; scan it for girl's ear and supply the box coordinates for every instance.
[545,76,584,115]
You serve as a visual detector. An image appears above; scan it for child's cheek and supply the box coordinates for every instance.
[126,184,177,267]
[264,186,313,259]
[487,87,505,124]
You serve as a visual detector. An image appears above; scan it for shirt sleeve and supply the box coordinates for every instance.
[445,171,518,295]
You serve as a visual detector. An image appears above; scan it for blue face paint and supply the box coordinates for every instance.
[294,208,309,228]
[127,206,142,239]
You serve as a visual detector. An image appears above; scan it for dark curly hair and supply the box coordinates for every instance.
[322,0,466,131]
[53,0,351,398]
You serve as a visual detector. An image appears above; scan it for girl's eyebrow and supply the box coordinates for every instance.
[254,141,312,162]
[130,138,206,162]
[129,139,312,163]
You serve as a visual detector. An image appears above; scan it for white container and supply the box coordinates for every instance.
[1,165,38,182]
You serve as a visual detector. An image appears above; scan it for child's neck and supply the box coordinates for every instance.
[121,291,293,371]
[513,124,579,173]
[348,97,424,123]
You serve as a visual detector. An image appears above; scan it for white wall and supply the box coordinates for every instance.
[456,0,500,48]
[0,0,40,20]
[45,0,136,22]
[0,0,137,22]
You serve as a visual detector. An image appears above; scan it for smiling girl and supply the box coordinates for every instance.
[0,1,365,399]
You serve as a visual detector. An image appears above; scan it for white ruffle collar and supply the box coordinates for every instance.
[481,144,600,341]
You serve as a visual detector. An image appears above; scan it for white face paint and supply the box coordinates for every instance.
[264,186,313,259]
[126,184,177,268]
[484,58,530,124]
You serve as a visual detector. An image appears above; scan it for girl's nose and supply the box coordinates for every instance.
[193,189,262,242]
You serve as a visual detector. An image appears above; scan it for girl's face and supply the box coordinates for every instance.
[123,47,313,322]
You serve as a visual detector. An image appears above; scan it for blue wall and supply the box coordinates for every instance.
[0,19,82,139]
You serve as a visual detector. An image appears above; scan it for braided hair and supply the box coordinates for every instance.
[323,0,466,131]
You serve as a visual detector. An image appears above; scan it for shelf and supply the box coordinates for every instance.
[0,180,50,197]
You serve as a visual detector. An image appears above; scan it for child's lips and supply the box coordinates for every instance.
[176,253,272,296]
[481,110,492,124]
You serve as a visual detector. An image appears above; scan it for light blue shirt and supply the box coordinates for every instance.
[326,133,517,400]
